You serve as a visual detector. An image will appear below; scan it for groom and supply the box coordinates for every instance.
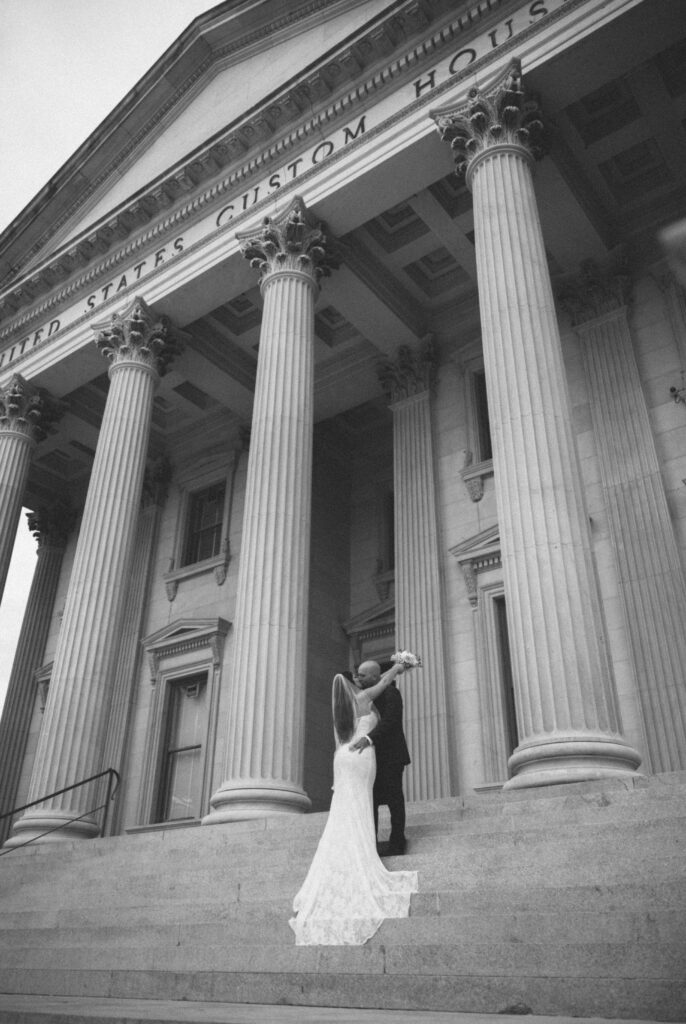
[351,660,411,855]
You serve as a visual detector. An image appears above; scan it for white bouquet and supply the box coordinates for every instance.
[391,650,422,669]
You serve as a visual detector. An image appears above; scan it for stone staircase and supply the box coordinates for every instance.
[0,773,684,1023]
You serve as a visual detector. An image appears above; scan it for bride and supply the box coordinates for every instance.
[289,659,419,945]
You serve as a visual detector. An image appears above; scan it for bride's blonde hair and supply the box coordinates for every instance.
[332,673,356,744]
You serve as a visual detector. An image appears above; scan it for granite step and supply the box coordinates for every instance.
[1,774,684,1022]
[2,772,684,873]
[3,930,683,974]
[2,816,681,890]
[0,993,670,1024]
[0,906,683,950]
[3,877,684,931]
[2,966,682,1021]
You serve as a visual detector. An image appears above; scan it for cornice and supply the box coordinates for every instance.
[0,0,514,341]
[0,183,234,342]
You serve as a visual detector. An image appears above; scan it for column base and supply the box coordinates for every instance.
[3,809,100,847]
[504,735,642,791]
[202,778,312,825]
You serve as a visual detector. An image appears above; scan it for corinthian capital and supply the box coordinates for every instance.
[430,59,549,185]
[92,296,185,376]
[378,337,437,403]
[557,259,632,326]
[0,374,63,443]
[27,499,77,549]
[238,196,339,285]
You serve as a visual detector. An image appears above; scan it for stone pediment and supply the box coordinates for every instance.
[0,0,483,331]
[0,2,390,295]
[449,523,500,565]
[449,524,501,608]
[142,617,230,682]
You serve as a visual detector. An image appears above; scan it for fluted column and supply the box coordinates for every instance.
[7,298,183,845]
[205,197,337,823]
[0,375,60,603]
[378,341,452,800]
[0,501,75,845]
[561,261,686,772]
[101,457,171,835]
[432,61,641,788]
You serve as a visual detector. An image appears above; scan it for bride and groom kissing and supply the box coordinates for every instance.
[289,654,421,946]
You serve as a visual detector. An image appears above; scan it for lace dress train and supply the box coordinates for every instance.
[289,713,418,945]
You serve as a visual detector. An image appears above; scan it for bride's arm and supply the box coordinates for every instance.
[361,662,405,702]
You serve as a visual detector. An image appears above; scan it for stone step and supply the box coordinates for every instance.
[2,827,683,908]
[2,773,684,871]
[1,966,682,1021]
[3,932,683,977]
[3,877,684,932]
[4,795,684,864]
[411,793,686,831]
[3,788,678,863]
[0,993,673,1024]
[4,866,681,916]
[3,849,682,912]
[0,906,682,951]
[2,817,681,890]
[1,775,684,1022]
[9,778,676,856]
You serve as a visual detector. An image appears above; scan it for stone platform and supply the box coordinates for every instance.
[0,773,684,1023]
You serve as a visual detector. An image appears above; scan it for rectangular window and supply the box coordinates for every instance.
[157,673,208,822]
[182,482,226,566]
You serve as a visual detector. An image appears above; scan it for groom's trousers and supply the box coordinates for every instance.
[373,763,406,844]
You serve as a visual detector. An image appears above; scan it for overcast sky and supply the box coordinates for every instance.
[0,0,222,713]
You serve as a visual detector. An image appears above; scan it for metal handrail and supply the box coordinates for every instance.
[0,768,120,855]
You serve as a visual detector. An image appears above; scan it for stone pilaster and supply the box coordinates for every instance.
[432,61,641,788]
[0,501,75,844]
[561,261,686,772]
[205,197,337,823]
[378,340,453,800]
[7,298,183,845]
[0,375,61,603]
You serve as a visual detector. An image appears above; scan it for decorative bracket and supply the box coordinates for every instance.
[460,449,493,503]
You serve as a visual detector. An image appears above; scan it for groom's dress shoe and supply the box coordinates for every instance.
[386,838,407,856]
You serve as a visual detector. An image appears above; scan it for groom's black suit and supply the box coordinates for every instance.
[368,682,410,853]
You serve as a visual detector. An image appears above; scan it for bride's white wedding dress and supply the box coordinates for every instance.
[289,709,418,945]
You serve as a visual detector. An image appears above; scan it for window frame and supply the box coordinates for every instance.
[163,460,235,600]
[181,480,227,568]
